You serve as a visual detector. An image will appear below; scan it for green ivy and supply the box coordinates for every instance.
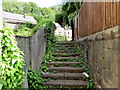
[27,21,56,89]
[27,67,43,89]
[1,28,25,88]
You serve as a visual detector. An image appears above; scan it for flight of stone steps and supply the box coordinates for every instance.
[42,41,89,88]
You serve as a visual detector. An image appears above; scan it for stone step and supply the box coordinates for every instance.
[49,61,81,66]
[56,41,77,44]
[54,45,77,47]
[48,67,84,73]
[54,57,80,60]
[53,49,78,52]
[42,73,85,80]
[53,47,77,50]
[42,80,89,87]
[52,53,80,56]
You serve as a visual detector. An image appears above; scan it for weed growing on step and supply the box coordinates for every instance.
[76,47,96,89]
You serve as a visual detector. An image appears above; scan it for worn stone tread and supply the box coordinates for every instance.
[49,61,81,65]
[48,67,84,73]
[53,53,80,56]
[42,73,85,79]
[42,80,89,87]
[54,57,80,59]
[54,45,77,47]
[53,49,78,52]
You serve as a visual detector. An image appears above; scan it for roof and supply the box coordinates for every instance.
[3,11,37,25]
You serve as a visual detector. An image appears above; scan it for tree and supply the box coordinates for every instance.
[55,2,82,40]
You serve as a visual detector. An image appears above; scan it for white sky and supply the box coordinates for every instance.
[17,0,62,7]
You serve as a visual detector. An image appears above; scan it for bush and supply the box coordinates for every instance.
[0,28,25,88]
[54,35,68,41]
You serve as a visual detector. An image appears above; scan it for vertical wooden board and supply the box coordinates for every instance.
[87,3,90,35]
[105,2,108,29]
[113,2,116,26]
[93,2,96,34]
[82,3,85,37]
[98,2,101,31]
[101,2,105,30]
[108,2,111,28]
[81,3,85,37]
[92,2,95,35]
[111,2,114,27]
[99,3,102,31]
[114,2,117,26]
[85,2,88,36]
[118,1,120,25]
[116,2,119,25]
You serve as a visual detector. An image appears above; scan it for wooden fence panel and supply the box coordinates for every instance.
[74,2,119,38]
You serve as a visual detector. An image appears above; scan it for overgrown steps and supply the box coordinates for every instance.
[52,53,80,57]
[54,57,80,60]
[42,41,89,88]
[53,49,78,52]
[43,80,89,87]
[48,67,84,73]
[42,73,85,80]
[48,61,81,66]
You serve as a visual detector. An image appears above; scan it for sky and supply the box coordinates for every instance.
[17,0,63,8]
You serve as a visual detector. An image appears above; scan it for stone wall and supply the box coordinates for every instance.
[16,28,46,88]
[77,26,118,88]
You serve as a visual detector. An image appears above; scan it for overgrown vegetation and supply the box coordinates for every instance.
[0,28,25,89]
[27,21,56,89]
[54,35,68,41]
[2,0,56,36]
[55,2,83,30]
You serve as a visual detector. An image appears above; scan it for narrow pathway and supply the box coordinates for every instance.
[42,41,89,88]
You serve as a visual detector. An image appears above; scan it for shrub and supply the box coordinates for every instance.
[0,28,25,88]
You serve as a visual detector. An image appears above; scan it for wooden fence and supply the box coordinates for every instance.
[74,2,119,39]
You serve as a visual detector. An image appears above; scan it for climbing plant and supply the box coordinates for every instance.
[27,21,56,89]
[0,28,25,88]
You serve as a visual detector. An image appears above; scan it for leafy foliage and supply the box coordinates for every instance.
[2,0,56,36]
[44,21,56,51]
[27,21,56,89]
[27,67,43,89]
[55,2,82,29]
[0,28,25,88]
[54,35,68,41]
[14,23,33,36]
